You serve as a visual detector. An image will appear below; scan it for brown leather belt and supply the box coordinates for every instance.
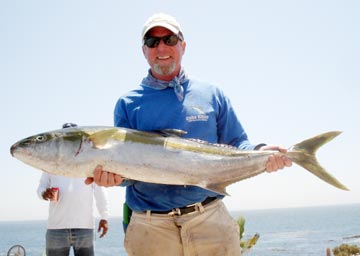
[149,197,217,216]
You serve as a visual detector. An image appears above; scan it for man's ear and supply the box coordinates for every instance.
[142,45,146,57]
[181,41,186,54]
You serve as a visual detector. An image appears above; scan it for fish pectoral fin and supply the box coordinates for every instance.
[88,128,120,149]
[203,181,232,196]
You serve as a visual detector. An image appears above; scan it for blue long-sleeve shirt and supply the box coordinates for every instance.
[114,78,257,212]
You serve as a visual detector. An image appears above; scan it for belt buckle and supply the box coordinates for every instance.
[168,202,205,216]
[168,208,182,216]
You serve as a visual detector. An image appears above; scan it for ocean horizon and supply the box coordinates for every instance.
[1,203,359,256]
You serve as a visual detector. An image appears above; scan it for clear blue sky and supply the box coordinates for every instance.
[1,0,359,221]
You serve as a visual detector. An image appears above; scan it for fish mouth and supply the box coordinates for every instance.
[10,144,17,157]
[10,144,31,158]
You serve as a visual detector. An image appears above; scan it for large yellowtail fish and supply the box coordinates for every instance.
[10,127,348,195]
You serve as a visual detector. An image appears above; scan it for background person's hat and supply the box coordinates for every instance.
[142,13,183,39]
[62,123,77,128]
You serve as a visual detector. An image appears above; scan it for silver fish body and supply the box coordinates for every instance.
[10,126,348,194]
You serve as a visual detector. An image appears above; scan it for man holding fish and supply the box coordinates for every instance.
[86,13,292,256]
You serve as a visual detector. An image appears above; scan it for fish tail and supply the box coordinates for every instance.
[288,131,349,190]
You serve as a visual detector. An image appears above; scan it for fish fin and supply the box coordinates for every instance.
[155,129,187,137]
[88,128,121,149]
[289,131,349,191]
[202,182,232,196]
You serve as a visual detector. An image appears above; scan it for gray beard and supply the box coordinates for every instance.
[153,62,176,76]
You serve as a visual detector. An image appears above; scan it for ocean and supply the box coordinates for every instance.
[0,204,359,256]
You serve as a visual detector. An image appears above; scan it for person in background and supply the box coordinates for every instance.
[38,123,110,256]
[86,13,292,256]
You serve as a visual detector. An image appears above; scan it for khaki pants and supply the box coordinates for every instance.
[124,200,241,256]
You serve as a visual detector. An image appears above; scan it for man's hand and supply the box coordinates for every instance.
[42,188,57,201]
[259,145,292,172]
[97,219,108,238]
[85,165,124,187]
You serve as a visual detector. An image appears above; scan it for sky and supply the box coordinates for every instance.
[1,0,359,221]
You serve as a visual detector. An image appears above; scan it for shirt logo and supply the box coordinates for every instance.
[186,106,209,122]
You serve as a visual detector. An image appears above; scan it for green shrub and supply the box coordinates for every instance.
[333,244,360,256]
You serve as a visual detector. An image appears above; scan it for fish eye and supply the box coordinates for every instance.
[35,135,47,142]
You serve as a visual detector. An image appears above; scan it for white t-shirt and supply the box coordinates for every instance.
[37,173,109,229]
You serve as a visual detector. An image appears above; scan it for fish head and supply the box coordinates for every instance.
[10,128,86,175]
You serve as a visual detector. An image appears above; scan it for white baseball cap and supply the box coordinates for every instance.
[142,13,184,39]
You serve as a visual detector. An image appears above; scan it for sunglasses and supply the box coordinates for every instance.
[143,34,182,48]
